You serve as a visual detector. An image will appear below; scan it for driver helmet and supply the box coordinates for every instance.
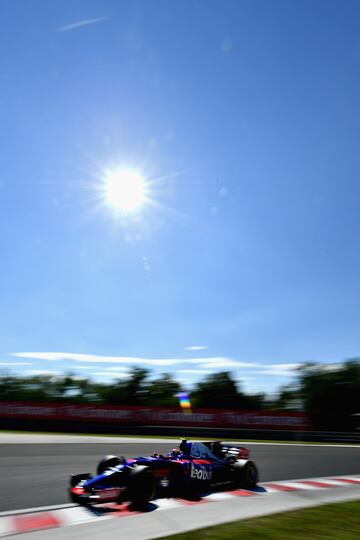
[179,439,191,454]
[212,441,223,456]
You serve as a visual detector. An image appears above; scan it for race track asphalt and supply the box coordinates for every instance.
[1,441,360,512]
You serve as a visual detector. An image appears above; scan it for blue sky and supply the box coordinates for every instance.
[1,0,360,395]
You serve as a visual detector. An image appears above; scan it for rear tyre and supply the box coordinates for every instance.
[126,466,156,506]
[233,460,258,489]
[97,455,123,475]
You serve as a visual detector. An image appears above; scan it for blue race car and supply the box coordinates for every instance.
[69,439,259,507]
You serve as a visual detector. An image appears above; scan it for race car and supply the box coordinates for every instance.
[69,439,259,507]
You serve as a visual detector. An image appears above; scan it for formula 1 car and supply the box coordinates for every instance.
[69,440,259,507]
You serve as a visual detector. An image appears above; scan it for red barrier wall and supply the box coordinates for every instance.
[0,402,309,430]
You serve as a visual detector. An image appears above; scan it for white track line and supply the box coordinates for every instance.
[0,433,359,447]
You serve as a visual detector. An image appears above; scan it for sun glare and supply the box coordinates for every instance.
[104,169,146,213]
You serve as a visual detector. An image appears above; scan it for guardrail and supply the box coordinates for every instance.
[1,417,360,443]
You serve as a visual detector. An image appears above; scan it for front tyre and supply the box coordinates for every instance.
[126,466,156,506]
[233,460,258,489]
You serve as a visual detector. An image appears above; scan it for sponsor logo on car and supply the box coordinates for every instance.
[190,463,212,481]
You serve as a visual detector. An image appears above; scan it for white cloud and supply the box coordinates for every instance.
[322,363,343,372]
[72,366,94,370]
[12,352,181,366]
[104,367,130,372]
[0,362,33,366]
[12,352,257,369]
[184,345,208,351]
[177,369,213,375]
[92,372,131,379]
[28,370,60,376]
[189,358,258,369]
[306,363,342,372]
[58,18,108,32]
[256,363,303,376]
[271,363,303,370]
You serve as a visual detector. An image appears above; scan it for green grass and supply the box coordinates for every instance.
[0,430,358,445]
[157,500,360,540]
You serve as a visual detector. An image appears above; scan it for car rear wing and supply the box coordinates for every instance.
[221,445,249,459]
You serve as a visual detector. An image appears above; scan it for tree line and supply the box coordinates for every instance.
[0,368,265,410]
[1,359,360,430]
[276,359,360,431]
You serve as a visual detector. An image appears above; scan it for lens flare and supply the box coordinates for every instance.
[177,392,192,414]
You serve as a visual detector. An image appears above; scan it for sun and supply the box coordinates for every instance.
[104,169,147,214]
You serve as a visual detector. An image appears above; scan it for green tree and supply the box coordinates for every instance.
[191,371,258,409]
[298,359,360,430]
[273,384,303,411]
[102,367,150,405]
[147,373,182,407]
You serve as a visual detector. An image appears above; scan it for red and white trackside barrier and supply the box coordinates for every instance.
[0,402,309,431]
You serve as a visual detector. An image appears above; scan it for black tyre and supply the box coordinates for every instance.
[97,455,123,475]
[126,466,156,506]
[233,460,258,489]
